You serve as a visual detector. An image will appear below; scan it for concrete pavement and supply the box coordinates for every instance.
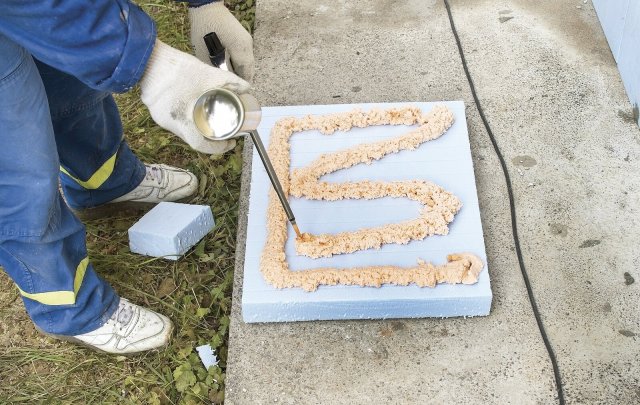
[226,1,640,403]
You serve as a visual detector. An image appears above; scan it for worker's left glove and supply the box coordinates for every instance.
[189,1,255,81]
[139,40,251,155]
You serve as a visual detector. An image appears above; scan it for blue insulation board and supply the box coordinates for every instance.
[594,0,640,125]
[594,0,630,61]
[242,101,492,323]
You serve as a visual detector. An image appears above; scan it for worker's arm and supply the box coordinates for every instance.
[0,0,253,91]
[0,0,250,153]
[0,0,156,92]
[139,39,250,154]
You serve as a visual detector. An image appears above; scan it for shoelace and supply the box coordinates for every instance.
[111,302,135,333]
[144,165,164,185]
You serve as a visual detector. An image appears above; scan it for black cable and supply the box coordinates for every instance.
[442,1,566,403]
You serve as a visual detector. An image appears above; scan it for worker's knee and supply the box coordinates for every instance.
[0,171,61,240]
[0,34,29,80]
[35,59,112,120]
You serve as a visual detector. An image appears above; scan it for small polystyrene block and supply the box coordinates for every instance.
[128,202,214,260]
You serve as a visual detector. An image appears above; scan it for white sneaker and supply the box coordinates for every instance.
[73,164,198,219]
[44,298,174,354]
[110,163,198,204]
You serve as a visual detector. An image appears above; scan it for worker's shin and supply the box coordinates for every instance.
[0,33,119,335]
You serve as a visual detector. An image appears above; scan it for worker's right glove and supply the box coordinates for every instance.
[139,40,251,155]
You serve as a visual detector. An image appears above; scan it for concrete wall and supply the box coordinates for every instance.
[594,0,640,125]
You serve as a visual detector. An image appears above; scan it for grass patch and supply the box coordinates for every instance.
[0,1,254,403]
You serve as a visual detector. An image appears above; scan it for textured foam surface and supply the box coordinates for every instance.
[242,101,491,322]
[128,202,215,260]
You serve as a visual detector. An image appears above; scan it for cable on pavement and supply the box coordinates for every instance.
[442,1,566,403]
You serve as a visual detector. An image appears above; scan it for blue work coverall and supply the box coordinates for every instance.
[0,0,214,335]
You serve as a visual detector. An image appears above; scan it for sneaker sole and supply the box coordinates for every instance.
[35,322,175,355]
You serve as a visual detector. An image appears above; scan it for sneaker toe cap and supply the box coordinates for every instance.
[164,171,198,201]
[118,311,173,353]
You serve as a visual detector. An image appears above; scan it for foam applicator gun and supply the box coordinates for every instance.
[193,33,303,239]
[203,32,233,72]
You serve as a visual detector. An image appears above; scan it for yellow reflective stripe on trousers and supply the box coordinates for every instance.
[17,257,90,306]
[60,152,117,189]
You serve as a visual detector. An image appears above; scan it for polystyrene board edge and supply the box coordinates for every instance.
[173,208,215,253]
[242,295,492,323]
[616,0,640,120]
[593,0,630,61]
[129,243,181,261]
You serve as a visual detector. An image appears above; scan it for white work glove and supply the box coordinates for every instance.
[139,40,250,154]
[189,1,255,81]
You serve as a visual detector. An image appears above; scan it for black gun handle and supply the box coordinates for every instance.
[203,32,234,72]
